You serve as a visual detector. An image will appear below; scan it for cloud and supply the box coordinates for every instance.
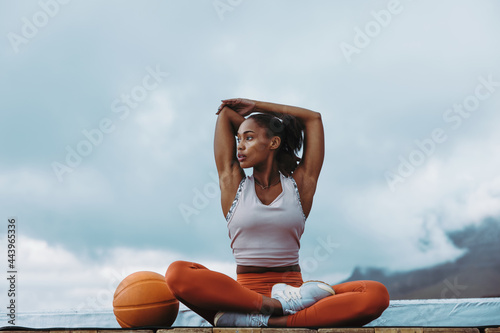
[0,167,114,211]
[311,132,500,275]
[14,234,234,312]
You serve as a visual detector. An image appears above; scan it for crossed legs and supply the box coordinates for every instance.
[165,260,389,327]
[165,261,284,325]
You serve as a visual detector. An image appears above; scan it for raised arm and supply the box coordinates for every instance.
[220,98,324,216]
[252,101,324,183]
[214,106,246,217]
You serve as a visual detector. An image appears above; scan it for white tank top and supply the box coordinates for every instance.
[226,172,306,267]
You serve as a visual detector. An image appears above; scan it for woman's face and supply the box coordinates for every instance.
[236,119,278,169]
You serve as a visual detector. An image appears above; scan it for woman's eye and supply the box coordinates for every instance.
[246,136,253,141]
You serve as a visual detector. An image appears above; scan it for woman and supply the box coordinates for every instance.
[165,99,389,327]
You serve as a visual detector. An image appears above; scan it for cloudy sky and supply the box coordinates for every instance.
[1,0,500,313]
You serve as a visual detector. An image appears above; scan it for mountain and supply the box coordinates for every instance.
[342,218,500,299]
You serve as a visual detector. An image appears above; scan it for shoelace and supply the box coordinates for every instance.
[281,285,303,300]
[215,312,269,327]
[275,285,304,312]
[249,314,268,327]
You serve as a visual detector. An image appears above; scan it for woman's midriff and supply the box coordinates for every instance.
[236,264,301,274]
[236,267,303,298]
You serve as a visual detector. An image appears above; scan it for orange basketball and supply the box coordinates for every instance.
[113,271,179,328]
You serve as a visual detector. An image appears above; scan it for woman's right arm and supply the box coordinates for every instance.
[214,106,246,217]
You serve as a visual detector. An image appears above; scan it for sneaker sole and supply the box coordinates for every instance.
[213,311,224,326]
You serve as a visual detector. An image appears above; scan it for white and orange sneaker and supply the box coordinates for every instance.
[271,281,335,315]
[214,311,270,327]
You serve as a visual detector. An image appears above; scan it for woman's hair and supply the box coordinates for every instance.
[247,113,304,176]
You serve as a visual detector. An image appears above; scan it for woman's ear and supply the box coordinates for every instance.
[270,136,281,150]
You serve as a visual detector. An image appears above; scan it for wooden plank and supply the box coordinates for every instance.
[424,328,479,333]
[159,328,213,333]
[375,329,423,333]
[485,328,500,333]
[318,328,374,333]
[264,329,317,333]
[214,328,261,333]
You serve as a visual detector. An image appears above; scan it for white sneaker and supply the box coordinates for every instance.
[214,311,270,327]
[271,281,335,315]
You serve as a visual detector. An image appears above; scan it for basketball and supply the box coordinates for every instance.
[113,271,179,328]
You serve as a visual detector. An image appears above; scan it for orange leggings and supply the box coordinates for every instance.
[165,260,389,327]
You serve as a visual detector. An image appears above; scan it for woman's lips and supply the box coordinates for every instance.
[237,154,246,162]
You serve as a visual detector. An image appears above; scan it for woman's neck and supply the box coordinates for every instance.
[253,163,281,188]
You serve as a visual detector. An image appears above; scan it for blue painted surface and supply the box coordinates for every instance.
[1,298,499,329]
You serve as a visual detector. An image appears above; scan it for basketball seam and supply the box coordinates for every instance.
[116,316,132,328]
[114,278,169,299]
[114,299,178,309]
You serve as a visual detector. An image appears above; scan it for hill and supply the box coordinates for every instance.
[342,218,500,299]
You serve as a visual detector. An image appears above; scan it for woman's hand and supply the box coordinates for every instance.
[217,98,256,116]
